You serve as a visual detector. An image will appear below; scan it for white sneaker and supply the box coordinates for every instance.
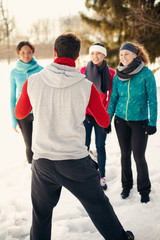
[100,177,107,190]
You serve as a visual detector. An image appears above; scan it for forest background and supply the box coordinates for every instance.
[0,0,160,70]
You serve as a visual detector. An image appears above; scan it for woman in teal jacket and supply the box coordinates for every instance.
[10,41,43,163]
[106,42,157,203]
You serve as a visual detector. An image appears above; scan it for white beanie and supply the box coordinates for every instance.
[89,43,107,57]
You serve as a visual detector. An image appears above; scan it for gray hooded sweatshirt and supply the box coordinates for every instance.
[27,63,92,161]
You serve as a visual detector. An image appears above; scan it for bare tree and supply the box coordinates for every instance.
[30,18,55,44]
[0,0,15,63]
[41,18,50,43]
[131,7,160,30]
[30,20,41,43]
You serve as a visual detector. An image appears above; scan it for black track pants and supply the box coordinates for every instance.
[114,116,151,196]
[30,156,128,240]
[18,113,33,163]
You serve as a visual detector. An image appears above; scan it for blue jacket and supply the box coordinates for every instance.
[107,66,157,126]
[10,58,43,128]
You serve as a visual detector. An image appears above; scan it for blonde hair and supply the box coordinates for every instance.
[127,41,150,66]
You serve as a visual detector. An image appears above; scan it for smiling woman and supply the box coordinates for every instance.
[107,41,157,204]
[119,50,137,67]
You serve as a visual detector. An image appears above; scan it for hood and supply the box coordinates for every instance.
[40,63,86,88]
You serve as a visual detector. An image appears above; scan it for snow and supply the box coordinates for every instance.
[0,59,160,240]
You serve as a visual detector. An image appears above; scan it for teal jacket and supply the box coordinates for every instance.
[107,66,157,126]
[10,58,43,128]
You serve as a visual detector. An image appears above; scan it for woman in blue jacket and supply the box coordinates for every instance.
[10,41,43,163]
[106,42,157,203]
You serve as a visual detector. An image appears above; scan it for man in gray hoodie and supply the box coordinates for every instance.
[15,32,134,240]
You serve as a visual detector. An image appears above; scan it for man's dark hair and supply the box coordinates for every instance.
[54,32,81,60]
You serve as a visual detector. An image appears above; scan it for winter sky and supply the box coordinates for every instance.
[4,0,87,33]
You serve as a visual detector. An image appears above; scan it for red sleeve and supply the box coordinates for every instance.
[87,84,110,128]
[15,79,32,119]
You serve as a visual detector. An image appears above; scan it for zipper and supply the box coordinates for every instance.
[125,79,130,120]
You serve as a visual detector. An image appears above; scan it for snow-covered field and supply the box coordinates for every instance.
[0,59,160,240]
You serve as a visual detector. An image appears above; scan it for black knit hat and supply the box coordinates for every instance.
[120,43,137,55]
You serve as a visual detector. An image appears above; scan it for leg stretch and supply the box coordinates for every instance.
[53,156,127,240]
[30,159,62,240]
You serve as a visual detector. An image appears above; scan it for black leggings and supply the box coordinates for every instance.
[114,116,151,196]
[18,114,33,163]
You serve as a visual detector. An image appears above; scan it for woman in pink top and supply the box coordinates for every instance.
[80,42,115,190]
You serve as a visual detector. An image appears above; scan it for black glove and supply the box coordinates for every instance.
[145,125,157,135]
[86,114,96,124]
[103,124,111,134]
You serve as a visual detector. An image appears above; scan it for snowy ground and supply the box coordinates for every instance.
[0,59,160,240]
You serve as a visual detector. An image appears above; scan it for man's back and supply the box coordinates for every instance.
[28,62,92,160]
